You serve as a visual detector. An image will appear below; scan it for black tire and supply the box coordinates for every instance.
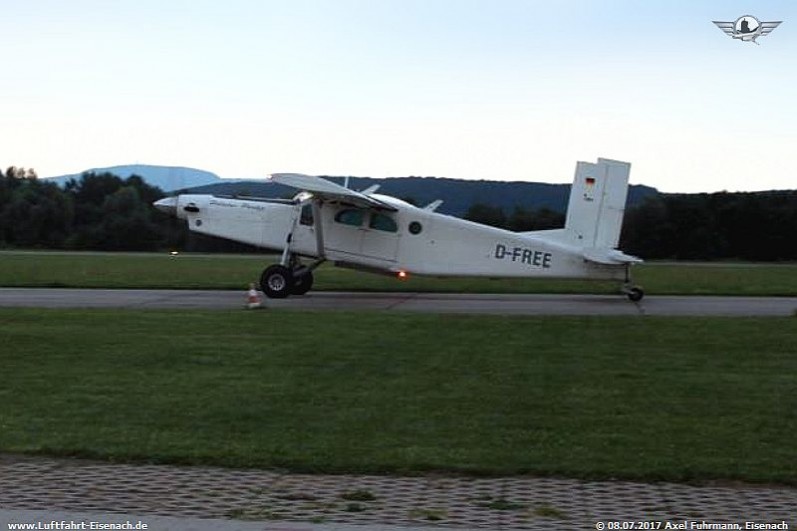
[627,287,644,302]
[260,265,294,299]
[290,270,314,295]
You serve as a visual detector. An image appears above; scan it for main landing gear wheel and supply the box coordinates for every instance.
[290,270,314,296]
[260,265,294,299]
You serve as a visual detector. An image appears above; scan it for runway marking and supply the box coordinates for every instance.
[385,292,419,311]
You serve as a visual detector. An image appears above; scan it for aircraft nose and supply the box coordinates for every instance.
[153,196,178,216]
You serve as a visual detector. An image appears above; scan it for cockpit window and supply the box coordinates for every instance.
[334,208,365,227]
[369,213,398,233]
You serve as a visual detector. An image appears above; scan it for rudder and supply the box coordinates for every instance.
[564,158,631,249]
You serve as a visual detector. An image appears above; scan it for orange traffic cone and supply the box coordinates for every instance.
[246,283,263,309]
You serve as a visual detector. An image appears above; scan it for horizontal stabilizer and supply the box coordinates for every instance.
[582,248,642,265]
[270,173,396,211]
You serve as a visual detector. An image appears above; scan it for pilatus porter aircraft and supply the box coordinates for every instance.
[154,158,644,300]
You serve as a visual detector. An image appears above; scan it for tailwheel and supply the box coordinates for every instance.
[260,264,294,299]
[290,270,314,295]
[621,264,644,302]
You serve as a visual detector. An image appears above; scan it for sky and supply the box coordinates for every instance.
[2,0,795,193]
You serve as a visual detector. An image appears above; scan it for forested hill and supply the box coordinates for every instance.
[331,177,660,218]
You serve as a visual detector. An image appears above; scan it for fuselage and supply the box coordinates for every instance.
[163,193,626,281]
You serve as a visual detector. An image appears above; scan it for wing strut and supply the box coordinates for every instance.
[278,194,327,275]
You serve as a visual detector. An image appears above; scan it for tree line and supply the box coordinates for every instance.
[621,192,797,261]
[0,167,183,251]
[2,166,796,260]
[465,191,797,261]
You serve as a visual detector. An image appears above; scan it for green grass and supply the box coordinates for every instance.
[2,308,796,484]
[0,251,270,290]
[1,250,796,295]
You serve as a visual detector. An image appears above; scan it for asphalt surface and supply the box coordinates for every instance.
[1,288,796,316]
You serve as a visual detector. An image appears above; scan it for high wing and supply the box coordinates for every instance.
[712,21,735,36]
[270,173,397,211]
[760,21,782,36]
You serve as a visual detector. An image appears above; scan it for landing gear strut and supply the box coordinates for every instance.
[259,197,326,299]
[621,265,644,302]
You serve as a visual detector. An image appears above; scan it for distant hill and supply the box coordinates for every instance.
[43,165,224,192]
[43,164,659,218]
[186,176,660,218]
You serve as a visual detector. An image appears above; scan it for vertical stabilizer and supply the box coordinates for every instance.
[564,158,631,249]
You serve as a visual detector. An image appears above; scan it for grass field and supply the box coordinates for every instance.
[2,308,796,484]
[1,250,796,296]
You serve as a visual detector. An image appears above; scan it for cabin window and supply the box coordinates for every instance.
[300,204,314,226]
[409,221,423,235]
[369,213,398,233]
[334,208,364,227]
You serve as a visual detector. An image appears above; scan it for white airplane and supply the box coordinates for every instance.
[154,158,644,301]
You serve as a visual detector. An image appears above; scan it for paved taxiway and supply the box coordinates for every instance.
[1,288,796,316]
